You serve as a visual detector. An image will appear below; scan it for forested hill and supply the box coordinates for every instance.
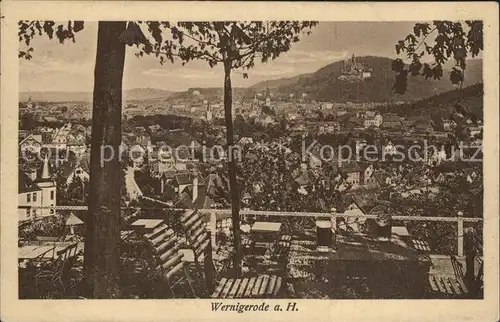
[247,56,482,103]
[377,83,483,121]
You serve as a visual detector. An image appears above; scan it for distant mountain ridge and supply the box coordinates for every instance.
[124,88,176,101]
[20,91,93,103]
[247,56,483,102]
[20,88,176,103]
[20,56,482,103]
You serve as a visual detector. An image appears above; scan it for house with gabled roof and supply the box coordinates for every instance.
[18,170,42,222]
[59,157,90,186]
[175,172,228,210]
[237,137,254,146]
[431,172,446,183]
[373,170,393,187]
[402,170,424,187]
[173,171,195,195]
[358,163,379,189]
[19,133,43,154]
[307,150,323,169]
[469,179,482,195]
[18,157,57,221]
[67,133,87,155]
[293,168,315,192]
[258,114,276,127]
[463,168,479,183]
[340,161,362,186]
[51,123,72,150]
[400,185,440,198]
[346,192,380,215]
[382,113,403,129]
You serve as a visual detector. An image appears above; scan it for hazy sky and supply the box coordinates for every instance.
[19,21,419,92]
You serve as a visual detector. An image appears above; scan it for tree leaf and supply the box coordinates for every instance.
[73,21,84,33]
[43,21,55,39]
[391,59,405,73]
[409,56,422,76]
[432,64,443,80]
[421,63,433,79]
[450,68,463,85]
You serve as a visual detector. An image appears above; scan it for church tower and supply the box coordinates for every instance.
[206,100,213,122]
[265,86,271,106]
[27,96,34,109]
[253,93,259,105]
[35,156,57,216]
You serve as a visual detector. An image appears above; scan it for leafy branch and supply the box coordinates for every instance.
[18,20,85,60]
[392,20,483,95]
[125,21,317,79]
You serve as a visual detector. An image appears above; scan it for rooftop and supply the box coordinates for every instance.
[18,170,41,194]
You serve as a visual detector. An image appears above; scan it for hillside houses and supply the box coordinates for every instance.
[19,122,93,162]
[149,155,188,177]
[414,122,434,134]
[257,114,276,127]
[237,137,254,146]
[67,133,87,155]
[50,123,72,149]
[363,112,383,128]
[381,113,402,129]
[467,125,482,138]
[318,121,341,134]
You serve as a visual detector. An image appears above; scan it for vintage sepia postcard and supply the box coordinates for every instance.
[1,1,499,321]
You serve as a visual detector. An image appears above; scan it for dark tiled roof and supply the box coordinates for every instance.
[369,204,389,214]
[293,169,316,186]
[340,161,361,173]
[383,114,402,122]
[18,170,41,193]
[373,171,390,186]
[462,168,476,176]
[358,162,372,171]
[175,172,193,186]
[19,133,43,146]
[451,113,465,126]
[351,193,379,213]
[175,190,195,209]
[175,173,225,210]
[469,180,482,193]
[403,171,423,184]
[175,146,192,160]
[402,120,415,127]
[194,185,215,209]
[59,158,90,179]
[161,170,176,180]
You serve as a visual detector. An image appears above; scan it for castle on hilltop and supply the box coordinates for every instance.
[338,54,373,82]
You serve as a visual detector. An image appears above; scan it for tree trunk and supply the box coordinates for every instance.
[84,21,126,298]
[223,60,242,277]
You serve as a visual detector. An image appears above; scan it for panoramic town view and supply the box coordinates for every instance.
[17,21,484,300]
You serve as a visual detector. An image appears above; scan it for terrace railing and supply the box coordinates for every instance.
[19,204,482,258]
[18,204,483,299]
